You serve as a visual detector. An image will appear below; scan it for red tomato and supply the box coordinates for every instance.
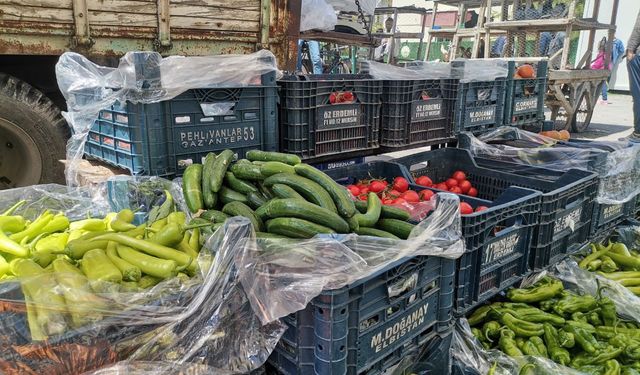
[382,199,393,205]
[342,91,355,103]
[401,190,420,203]
[358,194,368,201]
[329,93,337,104]
[388,189,401,198]
[459,180,472,194]
[356,182,367,190]
[459,202,474,215]
[415,176,433,187]
[434,183,448,191]
[475,206,489,212]
[347,185,360,196]
[452,171,467,182]
[419,189,435,201]
[467,187,478,197]
[393,177,409,193]
[369,181,386,193]
[359,187,369,195]
[445,178,459,189]
[449,186,462,194]
[393,198,407,205]
[381,180,389,187]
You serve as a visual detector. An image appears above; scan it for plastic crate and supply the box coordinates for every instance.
[451,61,507,135]
[278,74,382,162]
[504,60,548,128]
[312,157,365,171]
[379,78,457,149]
[84,72,278,176]
[462,155,598,270]
[387,328,453,375]
[592,198,638,238]
[267,254,455,375]
[325,159,540,316]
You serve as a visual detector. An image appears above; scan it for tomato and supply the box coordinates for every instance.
[452,171,467,182]
[369,181,386,193]
[401,190,420,203]
[459,202,474,215]
[342,91,355,103]
[467,187,478,197]
[359,187,369,195]
[347,185,360,196]
[475,206,489,212]
[415,176,433,187]
[459,180,472,194]
[388,189,402,198]
[449,186,462,194]
[419,189,435,201]
[329,93,337,104]
[358,194,369,201]
[381,180,389,187]
[445,178,459,189]
[392,177,409,193]
[393,198,407,205]
[382,199,393,205]
[434,183,448,191]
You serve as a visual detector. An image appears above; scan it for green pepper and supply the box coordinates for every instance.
[35,232,69,254]
[565,324,600,354]
[147,218,168,238]
[0,253,9,276]
[543,323,570,365]
[117,245,185,279]
[138,275,162,289]
[94,233,192,266]
[471,327,491,349]
[0,227,29,257]
[558,328,575,348]
[167,211,187,226]
[611,243,632,256]
[188,228,201,252]
[506,277,564,303]
[529,336,548,358]
[9,211,53,242]
[1,200,26,216]
[0,215,26,233]
[566,319,596,332]
[497,311,544,337]
[588,259,603,271]
[64,239,109,259]
[80,248,123,284]
[521,339,542,356]
[40,213,70,234]
[539,298,558,312]
[599,295,618,327]
[499,329,523,357]
[604,359,622,375]
[572,312,589,323]
[597,327,640,340]
[588,310,604,326]
[105,242,141,282]
[580,244,610,269]
[602,255,619,273]
[579,365,606,375]
[553,293,598,315]
[625,342,640,360]
[504,307,566,326]
[483,321,501,342]
[69,217,106,232]
[51,258,105,327]
[515,336,526,349]
[608,252,640,270]
[623,367,640,375]
[572,346,623,367]
[599,271,640,281]
[110,209,137,232]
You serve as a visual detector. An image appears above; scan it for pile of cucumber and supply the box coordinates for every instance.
[182,150,416,240]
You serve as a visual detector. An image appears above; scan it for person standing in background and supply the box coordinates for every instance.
[592,37,613,104]
[297,40,323,74]
[627,9,640,141]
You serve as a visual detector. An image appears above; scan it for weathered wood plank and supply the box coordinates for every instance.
[170,0,258,11]
[0,5,74,23]
[88,11,157,27]
[170,7,260,22]
[0,0,72,9]
[87,0,157,14]
[171,16,260,31]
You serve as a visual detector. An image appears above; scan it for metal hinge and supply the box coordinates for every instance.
[71,0,93,47]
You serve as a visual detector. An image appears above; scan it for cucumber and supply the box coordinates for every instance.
[230,163,264,181]
[356,227,400,240]
[251,161,266,166]
[263,173,337,213]
[222,202,264,231]
[256,232,289,239]
[266,218,335,239]
[355,200,410,221]
[219,186,248,205]
[294,164,356,218]
[202,153,217,209]
[271,183,305,200]
[246,150,301,166]
[183,164,204,213]
[260,161,296,177]
[246,191,268,210]
[210,149,235,193]
[224,172,258,194]
[200,210,229,223]
[355,193,382,227]
[346,214,359,231]
[377,219,415,240]
[257,182,274,200]
[255,199,349,233]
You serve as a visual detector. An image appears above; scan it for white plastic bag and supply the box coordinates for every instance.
[301,0,338,32]
[326,0,380,15]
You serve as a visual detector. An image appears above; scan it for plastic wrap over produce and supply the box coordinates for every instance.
[452,59,508,83]
[452,259,640,375]
[363,60,452,80]
[326,0,380,15]
[300,0,338,31]
[54,50,280,186]
[0,181,463,374]
[460,127,640,205]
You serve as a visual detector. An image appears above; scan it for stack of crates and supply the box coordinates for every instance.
[504,60,548,130]
[84,52,279,177]
[278,74,383,163]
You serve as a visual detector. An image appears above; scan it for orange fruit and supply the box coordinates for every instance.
[558,130,571,140]
[517,64,535,79]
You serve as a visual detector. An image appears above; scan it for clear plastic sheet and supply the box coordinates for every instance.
[0,182,463,374]
[451,59,509,83]
[451,259,640,375]
[362,60,452,80]
[460,126,640,205]
[300,0,338,31]
[54,50,280,187]
[326,0,380,15]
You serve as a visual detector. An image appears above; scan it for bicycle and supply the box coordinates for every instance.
[298,41,352,74]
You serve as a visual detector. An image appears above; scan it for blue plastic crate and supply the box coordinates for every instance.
[267,254,455,375]
[504,60,548,129]
[379,78,458,149]
[325,158,540,316]
[84,72,278,177]
[278,74,382,162]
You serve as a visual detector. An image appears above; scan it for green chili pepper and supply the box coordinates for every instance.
[601,255,619,273]
[69,218,106,232]
[579,365,606,375]
[588,259,603,271]
[566,319,596,332]
[105,242,141,282]
[0,228,29,257]
[521,339,542,356]
[1,200,26,216]
[167,211,187,226]
[94,233,192,266]
[506,277,564,303]
[188,228,201,252]
[471,327,491,349]
[599,290,618,327]
[482,321,501,342]
[572,347,623,367]
[539,298,558,312]
[529,336,548,358]
[611,243,632,256]
[604,359,622,375]
[553,293,598,315]
[147,218,168,238]
[608,252,640,270]
[40,213,70,234]
[81,248,123,286]
[64,239,109,259]
[625,342,640,360]
[35,232,69,253]
[51,258,105,327]
[497,311,544,337]
[558,328,575,348]
[572,311,588,323]
[0,215,27,233]
[10,211,53,242]
[0,254,9,276]
[580,244,610,269]
[596,326,640,340]
[138,275,162,289]
[499,329,523,357]
[565,324,600,354]
[622,367,640,375]
[599,271,640,280]
[110,209,137,232]
[117,245,185,280]
[588,311,603,326]
[543,323,570,365]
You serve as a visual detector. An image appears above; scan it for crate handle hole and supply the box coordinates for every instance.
[317,307,324,315]
[317,344,323,351]
[339,345,345,352]
[340,308,346,315]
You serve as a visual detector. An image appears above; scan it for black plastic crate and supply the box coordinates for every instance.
[311,157,365,171]
[465,155,598,270]
[386,328,453,375]
[592,198,638,238]
[326,158,540,316]
[267,255,455,375]
[278,74,382,162]
[380,78,457,149]
[84,72,278,177]
[504,60,548,128]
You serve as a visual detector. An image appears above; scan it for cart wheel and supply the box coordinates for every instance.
[550,106,571,131]
[571,92,594,133]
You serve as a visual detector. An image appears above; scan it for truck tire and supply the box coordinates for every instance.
[0,74,69,188]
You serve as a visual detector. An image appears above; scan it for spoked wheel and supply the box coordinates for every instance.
[550,105,571,131]
[571,92,594,133]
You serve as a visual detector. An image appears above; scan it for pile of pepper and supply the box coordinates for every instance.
[0,191,211,340]
[578,241,640,296]
[469,276,640,374]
